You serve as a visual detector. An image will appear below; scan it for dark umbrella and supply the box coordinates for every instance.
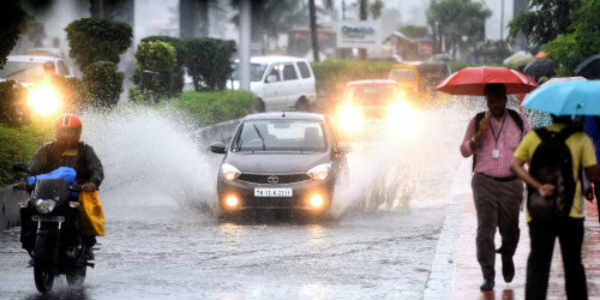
[523,58,555,82]
[575,54,600,79]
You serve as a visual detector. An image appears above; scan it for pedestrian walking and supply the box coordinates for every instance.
[460,83,530,291]
[511,115,599,300]
[584,116,600,221]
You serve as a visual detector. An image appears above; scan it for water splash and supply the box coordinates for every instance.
[80,105,220,216]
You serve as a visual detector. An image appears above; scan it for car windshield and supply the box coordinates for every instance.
[350,85,398,106]
[0,61,46,82]
[231,63,268,82]
[389,68,416,82]
[234,119,326,152]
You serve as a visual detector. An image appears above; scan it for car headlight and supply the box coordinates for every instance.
[27,83,61,116]
[336,105,364,132]
[222,163,241,181]
[35,199,57,214]
[307,163,331,181]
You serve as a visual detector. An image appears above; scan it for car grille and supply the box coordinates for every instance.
[244,197,298,207]
[238,173,311,184]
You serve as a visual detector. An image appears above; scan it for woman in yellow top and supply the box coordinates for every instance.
[511,115,599,300]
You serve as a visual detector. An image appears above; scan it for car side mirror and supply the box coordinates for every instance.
[210,142,226,154]
[266,74,277,83]
[335,143,352,154]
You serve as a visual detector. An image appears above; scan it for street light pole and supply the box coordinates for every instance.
[309,0,320,62]
[240,0,251,91]
[500,0,505,40]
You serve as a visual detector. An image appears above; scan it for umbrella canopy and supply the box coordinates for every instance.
[503,53,534,69]
[523,58,555,82]
[522,80,600,116]
[436,66,538,95]
[574,54,600,79]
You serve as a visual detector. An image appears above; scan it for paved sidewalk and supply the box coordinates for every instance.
[452,191,600,300]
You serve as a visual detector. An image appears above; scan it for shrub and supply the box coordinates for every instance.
[0,81,28,127]
[141,35,186,95]
[183,38,236,91]
[131,41,177,102]
[0,124,52,185]
[174,90,259,125]
[65,18,133,68]
[82,61,124,109]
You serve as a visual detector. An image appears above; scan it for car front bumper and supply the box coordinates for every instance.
[217,177,334,212]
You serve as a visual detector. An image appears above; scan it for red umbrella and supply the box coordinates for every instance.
[436,66,538,96]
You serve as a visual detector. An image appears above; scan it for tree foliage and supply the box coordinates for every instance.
[472,40,512,65]
[65,18,132,68]
[0,1,27,68]
[398,25,429,39]
[183,38,236,91]
[141,35,186,95]
[545,0,600,76]
[0,81,28,127]
[508,0,581,48]
[426,0,491,58]
[82,61,123,108]
[131,41,177,102]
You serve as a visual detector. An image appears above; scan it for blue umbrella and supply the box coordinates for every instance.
[522,80,600,116]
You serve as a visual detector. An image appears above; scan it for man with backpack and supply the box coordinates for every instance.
[511,115,599,300]
[460,84,530,291]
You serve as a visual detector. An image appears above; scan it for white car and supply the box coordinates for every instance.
[0,55,72,83]
[230,56,317,112]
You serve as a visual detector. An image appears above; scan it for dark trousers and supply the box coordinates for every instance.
[472,173,523,281]
[525,218,587,300]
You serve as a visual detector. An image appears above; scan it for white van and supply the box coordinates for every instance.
[230,56,317,111]
[0,55,72,83]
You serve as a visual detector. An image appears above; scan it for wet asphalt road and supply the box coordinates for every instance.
[0,196,446,300]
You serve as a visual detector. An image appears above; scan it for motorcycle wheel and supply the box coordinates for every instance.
[66,266,86,287]
[33,265,54,293]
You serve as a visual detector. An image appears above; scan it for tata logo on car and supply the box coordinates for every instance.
[267,176,279,184]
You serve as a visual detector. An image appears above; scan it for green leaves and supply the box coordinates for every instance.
[508,0,581,47]
[0,81,28,127]
[174,91,260,125]
[82,61,124,108]
[183,38,236,91]
[0,1,26,68]
[65,18,133,68]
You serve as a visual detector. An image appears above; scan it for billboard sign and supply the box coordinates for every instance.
[336,21,382,49]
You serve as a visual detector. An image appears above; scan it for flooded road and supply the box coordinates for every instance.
[0,102,481,299]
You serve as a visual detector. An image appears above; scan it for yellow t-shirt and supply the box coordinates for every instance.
[513,123,597,221]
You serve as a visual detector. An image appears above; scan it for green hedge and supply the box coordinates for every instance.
[83,60,124,108]
[0,125,52,185]
[174,90,259,125]
[311,59,395,83]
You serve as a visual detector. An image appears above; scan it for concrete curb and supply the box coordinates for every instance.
[423,159,471,300]
[0,186,27,231]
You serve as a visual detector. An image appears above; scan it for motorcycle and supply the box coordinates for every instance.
[14,164,94,293]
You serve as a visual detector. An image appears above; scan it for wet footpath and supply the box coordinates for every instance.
[450,172,600,300]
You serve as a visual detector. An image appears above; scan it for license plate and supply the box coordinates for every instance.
[254,188,293,198]
[32,215,65,223]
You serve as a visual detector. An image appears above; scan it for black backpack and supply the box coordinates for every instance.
[472,109,524,170]
[527,127,578,220]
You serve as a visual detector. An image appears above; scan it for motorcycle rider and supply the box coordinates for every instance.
[16,113,104,258]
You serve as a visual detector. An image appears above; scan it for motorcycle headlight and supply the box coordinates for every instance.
[222,163,241,181]
[35,199,57,214]
[307,163,331,181]
[336,105,364,133]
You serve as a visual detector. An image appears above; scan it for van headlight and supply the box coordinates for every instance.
[222,163,241,181]
[307,163,331,181]
[336,105,364,133]
[35,199,57,214]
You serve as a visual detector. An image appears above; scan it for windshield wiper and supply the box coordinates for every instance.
[252,124,266,151]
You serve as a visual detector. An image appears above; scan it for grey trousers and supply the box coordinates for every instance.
[471,173,524,281]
